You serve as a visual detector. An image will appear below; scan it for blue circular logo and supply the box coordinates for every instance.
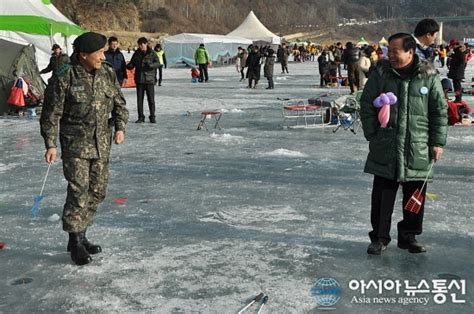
[310,277,342,307]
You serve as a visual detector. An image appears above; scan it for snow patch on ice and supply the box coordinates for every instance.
[199,205,307,225]
[261,148,307,158]
[220,108,244,113]
[47,214,60,222]
[0,163,18,173]
[209,133,243,143]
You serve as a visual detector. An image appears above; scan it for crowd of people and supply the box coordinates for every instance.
[34,17,473,265]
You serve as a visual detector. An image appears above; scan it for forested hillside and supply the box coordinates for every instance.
[52,0,474,44]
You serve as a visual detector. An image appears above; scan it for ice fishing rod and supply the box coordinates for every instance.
[257,295,268,314]
[238,292,264,313]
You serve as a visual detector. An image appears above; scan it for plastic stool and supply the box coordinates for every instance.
[197,111,222,131]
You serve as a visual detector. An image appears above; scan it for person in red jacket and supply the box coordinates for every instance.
[442,78,472,125]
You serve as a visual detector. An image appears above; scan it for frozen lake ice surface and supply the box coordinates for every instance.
[0,61,473,313]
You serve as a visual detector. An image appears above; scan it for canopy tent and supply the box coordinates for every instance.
[379,37,388,46]
[356,37,370,47]
[0,38,45,114]
[0,0,86,71]
[163,33,252,66]
[227,11,281,45]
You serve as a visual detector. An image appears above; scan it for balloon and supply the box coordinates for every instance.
[386,92,397,105]
[378,104,390,128]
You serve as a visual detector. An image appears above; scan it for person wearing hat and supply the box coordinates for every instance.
[413,18,439,63]
[40,44,71,76]
[40,32,129,266]
[360,33,447,255]
[194,43,211,82]
[127,37,160,123]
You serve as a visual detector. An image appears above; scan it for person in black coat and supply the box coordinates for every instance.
[246,46,261,88]
[40,44,70,76]
[341,42,361,93]
[447,41,466,100]
[127,37,159,123]
[104,36,128,86]
[317,51,329,87]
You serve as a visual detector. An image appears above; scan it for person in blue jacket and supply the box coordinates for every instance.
[104,36,128,86]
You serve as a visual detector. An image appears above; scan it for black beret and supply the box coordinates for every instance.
[74,32,107,53]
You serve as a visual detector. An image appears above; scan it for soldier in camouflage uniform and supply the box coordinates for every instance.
[40,32,129,266]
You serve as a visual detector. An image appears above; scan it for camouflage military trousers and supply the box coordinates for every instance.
[62,158,109,233]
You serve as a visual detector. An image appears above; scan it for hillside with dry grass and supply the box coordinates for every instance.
[52,0,474,45]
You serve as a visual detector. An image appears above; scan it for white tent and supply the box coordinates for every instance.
[227,11,281,45]
[163,33,252,66]
[0,0,85,71]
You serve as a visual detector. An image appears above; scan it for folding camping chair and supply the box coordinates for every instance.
[197,111,222,131]
[332,91,362,134]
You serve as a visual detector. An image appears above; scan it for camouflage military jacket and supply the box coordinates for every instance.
[40,61,129,159]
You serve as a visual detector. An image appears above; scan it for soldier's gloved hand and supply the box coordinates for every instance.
[45,148,57,164]
[114,131,125,145]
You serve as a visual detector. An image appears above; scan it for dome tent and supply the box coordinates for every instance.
[164,33,252,66]
[0,0,86,71]
[227,11,281,45]
[0,38,45,114]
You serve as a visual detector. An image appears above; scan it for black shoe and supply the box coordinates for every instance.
[67,230,102,255]
[135,117,145,123]
[68,233,92,265]
[367,241,387,255]
[158,82,162,86]
[80,230,102,254]
[149,117,156,123]
[398,238,426,253]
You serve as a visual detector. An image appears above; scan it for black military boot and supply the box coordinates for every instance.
[68,233,92,266]
[80,230,102,254]
[67,230,102,254]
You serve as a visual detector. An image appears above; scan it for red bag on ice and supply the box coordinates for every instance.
[7,79,26,107]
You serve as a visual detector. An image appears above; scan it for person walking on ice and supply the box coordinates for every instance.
[40,32,129,266]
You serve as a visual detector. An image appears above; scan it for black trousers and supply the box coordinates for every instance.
[281,63,288,73]
[267,77,274,88]
[136,83,155,119]
[157,65,163,84]
[240,68,245,80]
[369,176,426,245]
[452,79,462,95]
[198,64,209,82]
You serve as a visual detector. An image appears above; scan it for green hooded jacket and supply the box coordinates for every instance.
[195,46,210,65]
[360,56,448,182]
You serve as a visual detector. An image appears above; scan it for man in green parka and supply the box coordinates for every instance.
[360,33,447,255]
